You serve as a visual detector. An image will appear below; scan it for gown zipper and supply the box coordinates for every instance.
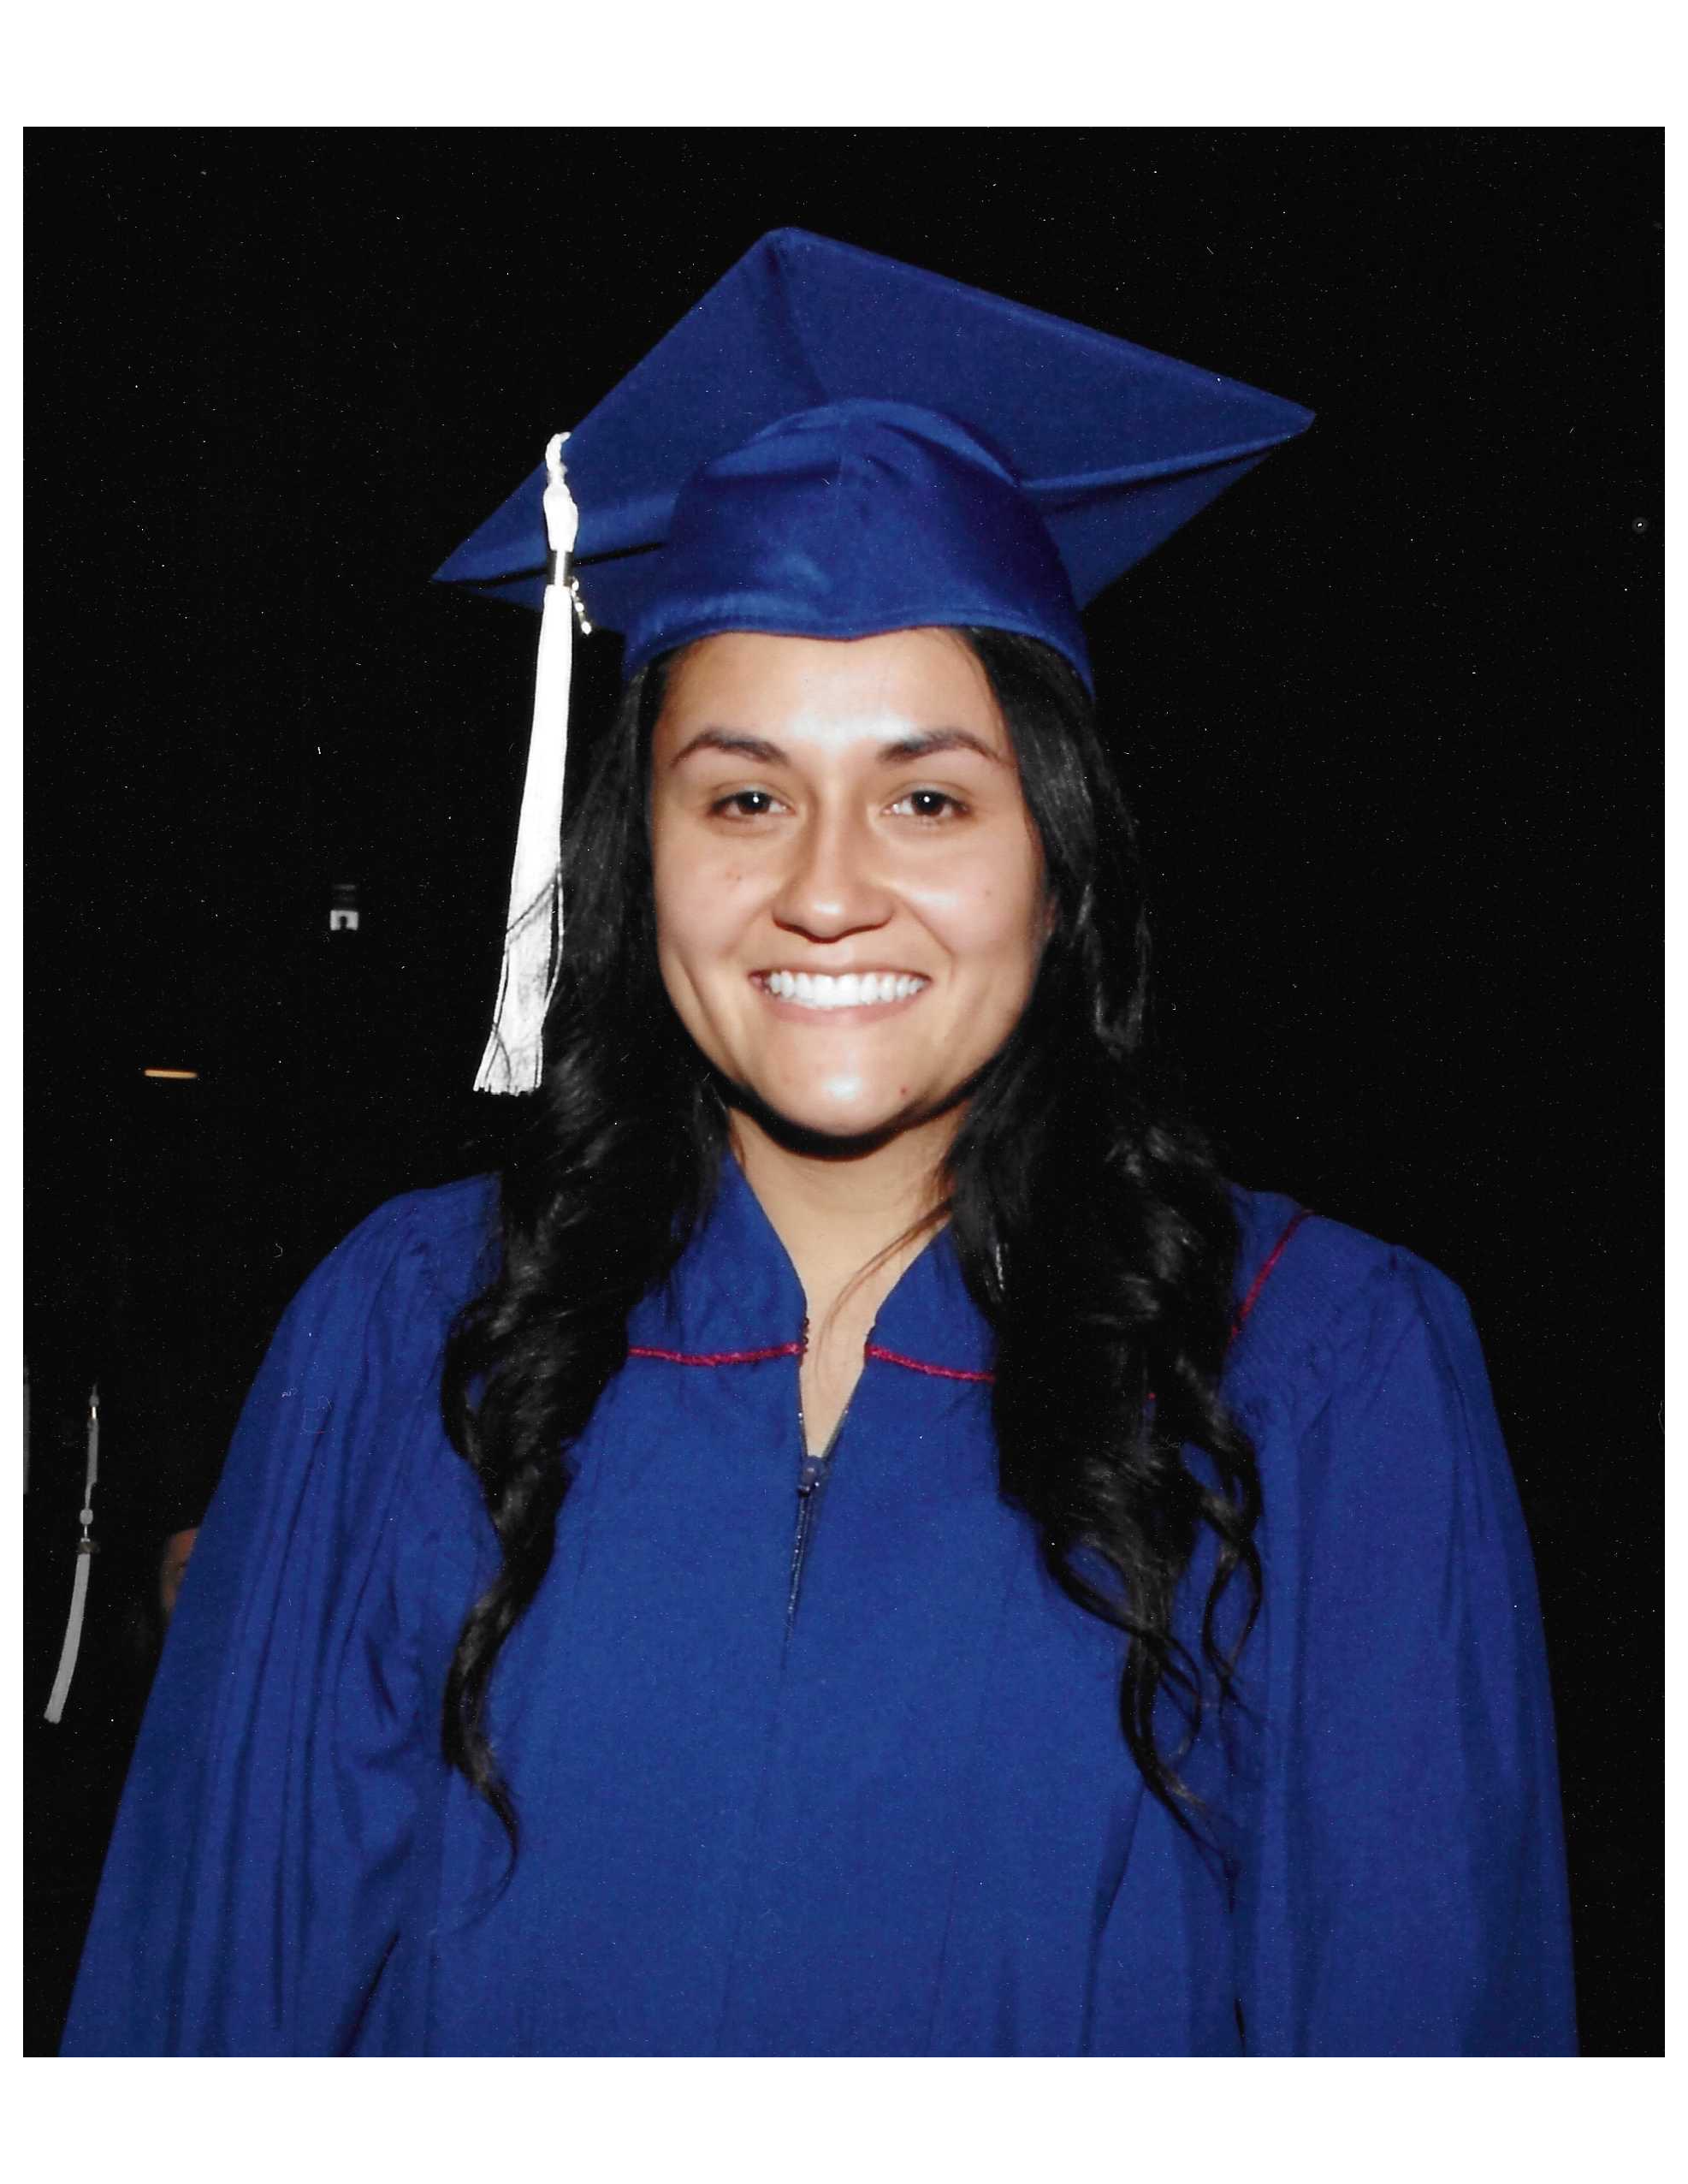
[786,1328,850,1639]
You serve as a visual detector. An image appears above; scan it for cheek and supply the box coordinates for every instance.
[652,855,764,1019]
[911,856,1046,981]
[652,831,735,946]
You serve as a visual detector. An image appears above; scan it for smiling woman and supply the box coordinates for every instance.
[62,231,1575,2057]
[654,630,1049,1457]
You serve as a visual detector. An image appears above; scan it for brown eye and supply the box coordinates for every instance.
[712,789,783,818]
[889,789,966,821]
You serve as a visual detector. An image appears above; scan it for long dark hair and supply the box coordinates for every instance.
[441,629,1261,1850]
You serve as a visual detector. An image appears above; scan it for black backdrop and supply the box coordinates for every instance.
[24,128,1660,2054]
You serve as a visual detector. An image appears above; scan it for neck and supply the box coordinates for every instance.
[729,1109,953,1334]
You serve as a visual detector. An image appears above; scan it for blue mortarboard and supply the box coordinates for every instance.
[436,228,1312,1091]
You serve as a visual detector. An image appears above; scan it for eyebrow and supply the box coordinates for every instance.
[668,726,1009,769]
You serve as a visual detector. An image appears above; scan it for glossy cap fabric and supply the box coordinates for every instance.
[627,398,1090,685]
[433,227,1313,688]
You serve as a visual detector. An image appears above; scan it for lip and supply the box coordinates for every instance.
[749,969,931,1019]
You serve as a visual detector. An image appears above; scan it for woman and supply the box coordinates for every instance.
[62,231,1575,2055]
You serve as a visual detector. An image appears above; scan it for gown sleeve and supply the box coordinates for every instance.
[59,1189,489,2056]
[1230,1240,1578,2055]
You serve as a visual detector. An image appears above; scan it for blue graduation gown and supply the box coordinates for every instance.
[62,1163,1576,2054]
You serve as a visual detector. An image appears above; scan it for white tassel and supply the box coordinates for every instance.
[43,1551,90,1724]
[474,432,583,1095]
[44,1385,99,1724]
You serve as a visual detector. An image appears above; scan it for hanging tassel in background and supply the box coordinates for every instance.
[44,1384,99,1724]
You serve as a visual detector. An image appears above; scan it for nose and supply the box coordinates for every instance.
[770,805,895,942]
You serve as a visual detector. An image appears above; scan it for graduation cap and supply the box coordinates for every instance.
[435,228,1312,1093]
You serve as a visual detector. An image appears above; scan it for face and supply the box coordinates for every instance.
[649,627,1048,1148]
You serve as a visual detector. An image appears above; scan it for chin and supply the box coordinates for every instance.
[721,1073,957,1160]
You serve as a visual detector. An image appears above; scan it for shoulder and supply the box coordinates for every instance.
[1219,1188,1533,1645]
[179,1179,506,1668]
[294,1174,501,1335]
[1225,1184,1484,1440]
[246,1177,501,1449]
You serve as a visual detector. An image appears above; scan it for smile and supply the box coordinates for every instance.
[754,970,929,1011]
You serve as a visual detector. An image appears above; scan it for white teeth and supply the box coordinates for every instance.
[761,972,926,1009]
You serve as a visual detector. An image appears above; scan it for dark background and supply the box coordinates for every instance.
[24,128,1660,2054]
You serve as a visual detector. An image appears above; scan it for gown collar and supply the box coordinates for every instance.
[627,1151,996,1382]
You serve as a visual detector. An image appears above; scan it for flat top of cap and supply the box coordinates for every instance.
[435,226,1312,620]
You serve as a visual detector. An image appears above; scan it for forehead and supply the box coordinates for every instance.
[654,627,1007,754]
